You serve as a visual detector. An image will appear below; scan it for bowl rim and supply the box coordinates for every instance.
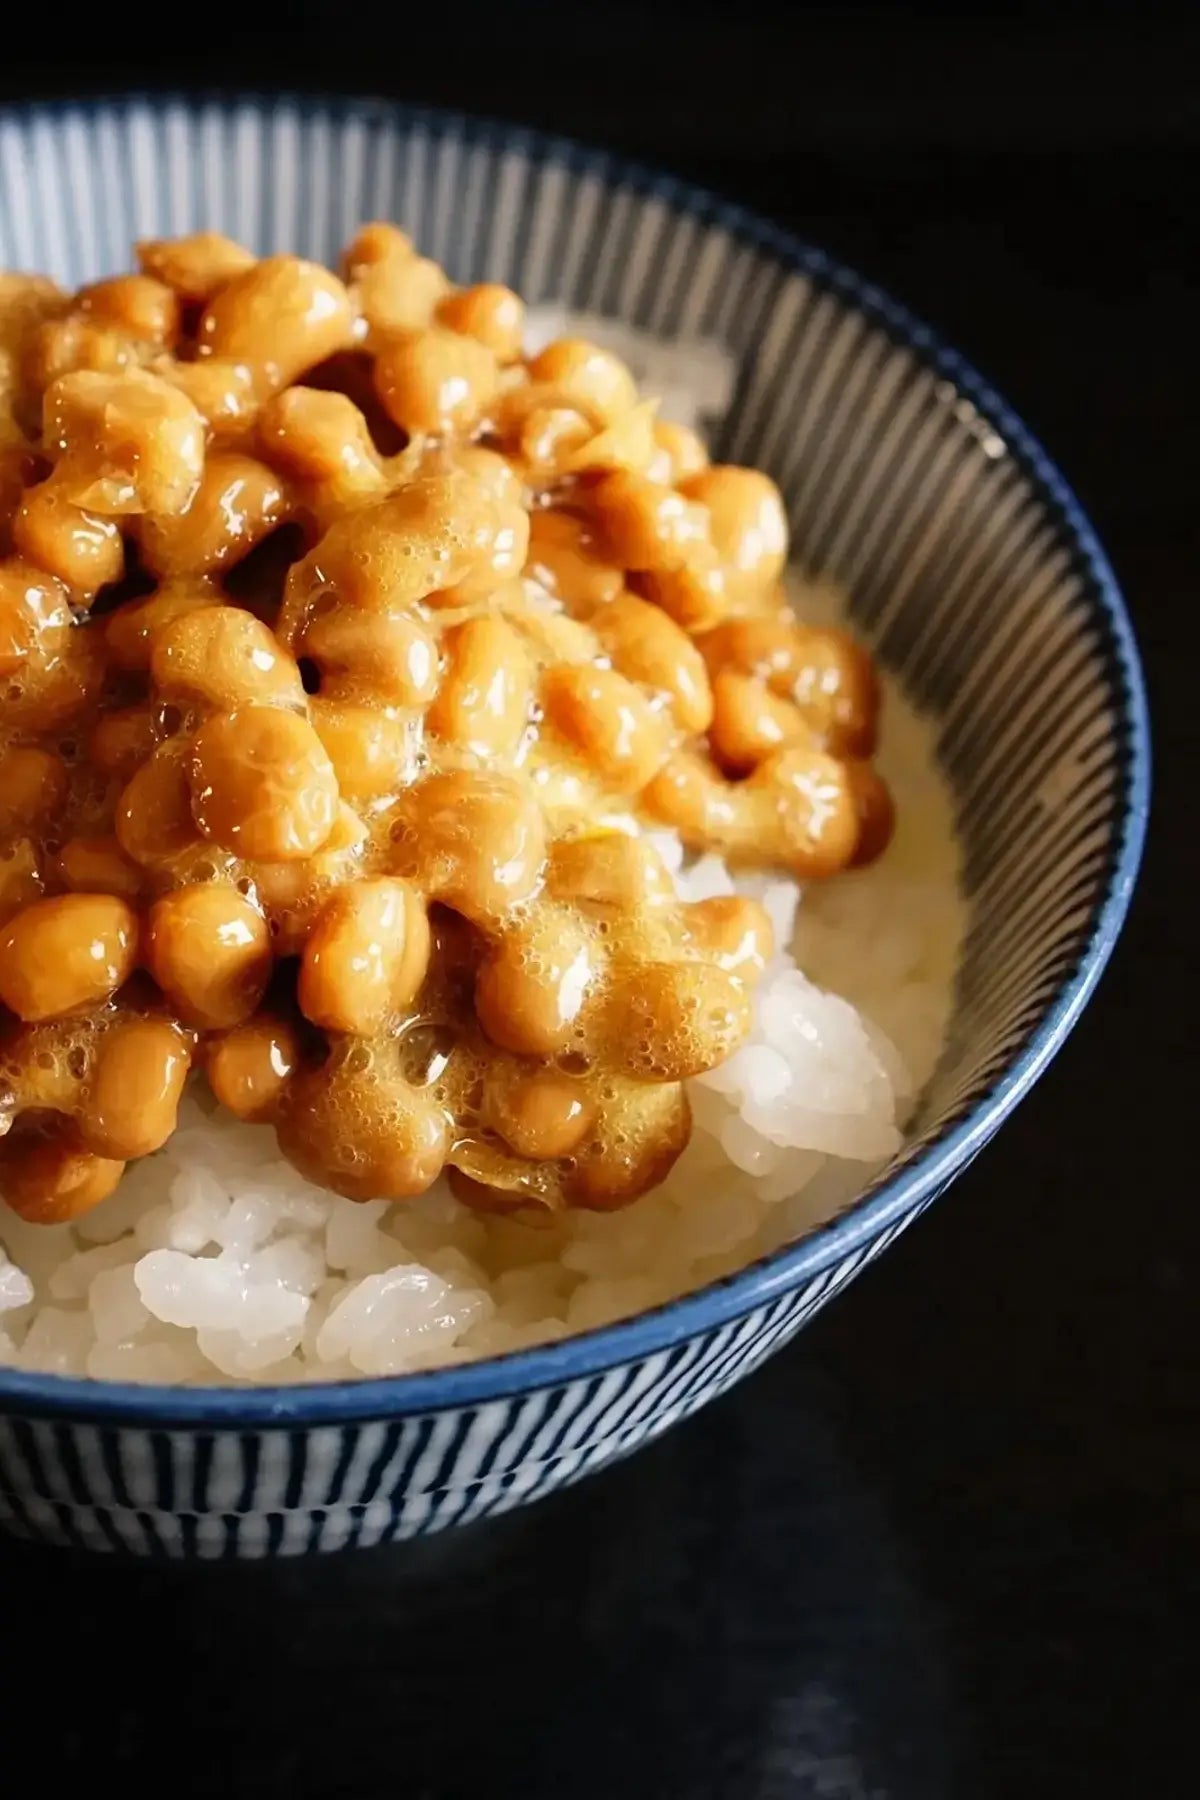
[0,92,1150,1426]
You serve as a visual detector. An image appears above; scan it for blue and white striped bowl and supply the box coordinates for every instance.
[0,97,1148,1557]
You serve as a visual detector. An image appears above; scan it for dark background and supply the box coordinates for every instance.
[1,7,1196,1795]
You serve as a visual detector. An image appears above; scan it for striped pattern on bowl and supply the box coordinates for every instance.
[0,98,1148,1557]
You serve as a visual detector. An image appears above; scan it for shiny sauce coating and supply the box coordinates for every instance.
[0,232,890,1224]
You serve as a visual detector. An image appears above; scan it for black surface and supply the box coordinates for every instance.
[1,18,1197,1797]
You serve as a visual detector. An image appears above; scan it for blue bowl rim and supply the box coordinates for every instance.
[0,92,1150,1426]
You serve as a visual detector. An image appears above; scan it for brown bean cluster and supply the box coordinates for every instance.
[0,228,891,1227]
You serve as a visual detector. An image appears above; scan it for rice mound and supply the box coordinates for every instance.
[0,652,963,1385]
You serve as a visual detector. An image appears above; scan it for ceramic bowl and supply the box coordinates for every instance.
[0,96,1148,1557]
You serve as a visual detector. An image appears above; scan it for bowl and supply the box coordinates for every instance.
[0,95,1148,1558]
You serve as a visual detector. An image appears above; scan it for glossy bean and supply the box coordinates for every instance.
[0,893,138,1021]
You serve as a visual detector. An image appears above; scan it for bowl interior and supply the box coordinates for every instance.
[0,98,1148,1402]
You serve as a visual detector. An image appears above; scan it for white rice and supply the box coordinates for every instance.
[0,633,964,1384]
